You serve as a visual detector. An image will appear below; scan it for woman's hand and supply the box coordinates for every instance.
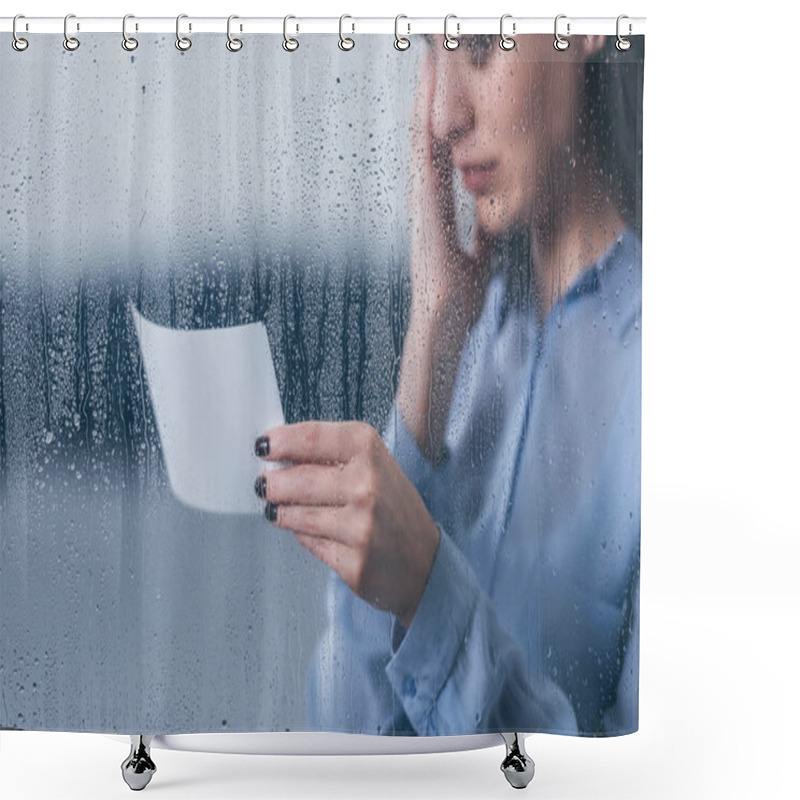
[408,51,493,317]
[396,53,495,464]
[255,420,441,630]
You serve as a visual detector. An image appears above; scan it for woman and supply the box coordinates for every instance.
[253,32,641,736]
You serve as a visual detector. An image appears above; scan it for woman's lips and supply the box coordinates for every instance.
[458,161,498,194]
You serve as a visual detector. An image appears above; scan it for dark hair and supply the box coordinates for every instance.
[584,37,645,240]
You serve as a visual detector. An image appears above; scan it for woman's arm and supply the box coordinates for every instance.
[304,519,578,736]
[399,51,493,466]
[386,521,578,735]
[395,296,479,468]
[381,401,578,735]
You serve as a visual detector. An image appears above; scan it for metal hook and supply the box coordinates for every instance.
[63,13,79,51]
[553,14,570,51]
[443,13,459,50]
[339,14,355,51]
[283,15,299,51]
[499,13,516,51]
[394,14,410,51]
[122,14,138,51]
[227,14,243,52]
[12,14,28,51]
[175,13,192,51]
[616,14,632,51]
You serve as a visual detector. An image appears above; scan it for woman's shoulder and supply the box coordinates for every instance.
[540,228,641,417]
[590,228,642,343]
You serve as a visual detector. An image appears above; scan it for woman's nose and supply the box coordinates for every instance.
[429,61,474,144]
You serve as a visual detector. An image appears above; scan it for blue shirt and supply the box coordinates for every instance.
[306,229,641,737]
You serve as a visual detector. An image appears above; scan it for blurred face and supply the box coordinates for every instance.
[424,34,598,238]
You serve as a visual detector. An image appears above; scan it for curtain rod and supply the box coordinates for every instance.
[0,16,645,36]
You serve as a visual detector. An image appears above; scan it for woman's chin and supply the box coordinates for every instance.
[475,196,522,239]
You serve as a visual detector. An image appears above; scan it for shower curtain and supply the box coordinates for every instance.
[0,27,643,738]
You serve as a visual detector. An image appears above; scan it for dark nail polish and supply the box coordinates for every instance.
[264,502,278,522]
[255,435,270,457]
[254,474,267,499]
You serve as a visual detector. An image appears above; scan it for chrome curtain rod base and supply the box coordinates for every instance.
[121,735,157,791]
[115,732,533,790]
[500,732,535,789]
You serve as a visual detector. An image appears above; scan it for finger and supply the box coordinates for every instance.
[259,462,348,507]
[430,136,459,256]
[273,503,354,545]
[410,53,435,146]
[258,420,360,465]
[409,58,460,261]
[409,60,435,213]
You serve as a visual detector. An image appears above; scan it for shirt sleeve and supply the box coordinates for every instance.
[380,399,576,734]
[381,400,451,513]
[384,523,578,735]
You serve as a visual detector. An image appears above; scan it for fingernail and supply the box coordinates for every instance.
[264,502,278,522]
[255,435,270,457]
[254,474,267,499]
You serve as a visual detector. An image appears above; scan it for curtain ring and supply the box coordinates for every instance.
[122,14,138,51]
[339,14,354,50]
[443,13,459,50]
[499,13,516,51]
[394,14,410,51]
[616,15,632,51]
[175,13,192,51]
[12,14,29,51]
[283,15,299,51]
[553,14,570,51]
[63,13,80,51]
[226,14,243,52]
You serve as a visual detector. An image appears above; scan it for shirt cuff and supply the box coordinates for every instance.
[382,403,450,509]
[384,524,479,727]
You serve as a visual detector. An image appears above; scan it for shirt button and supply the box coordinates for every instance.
[402,676,417,698]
